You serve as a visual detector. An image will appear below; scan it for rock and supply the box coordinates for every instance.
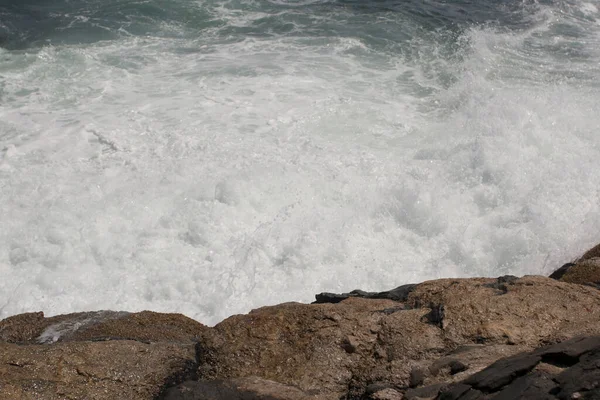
[0,310,207,399]
[369,388,405,400]
[430,358,469,376]
[553,349,600,399]
[161,377,313,400]
[0,340,196,399]
[404,276,600,345]
[3,274,600,400]
[314,284,417,304]
[436,335,600,400]
[462,354,541,391]
[0,310,207,344]
[196,298,426,399]
[410,368,426,387]
[196,276,600,399]
[550,243,600,287]
[551,259,600,287]
[579,243,600,261]
[491,372,557,400]
[482,276,519,294]
[0,312,46,343]
[405,384,445,399]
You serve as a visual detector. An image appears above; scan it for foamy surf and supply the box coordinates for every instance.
[1,0,599,325]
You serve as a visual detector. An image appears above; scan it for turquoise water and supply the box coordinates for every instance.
[1,0,599,324]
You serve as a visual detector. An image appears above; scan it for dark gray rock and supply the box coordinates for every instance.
[548,263,574,281]
[160,377,311,400]
[364,382,396,395]
[490,372,557,400]
[314,284,417,304]
[437,384,479,400]
[463,354,541,391]
[483,276,519,294]
[409,367,426,388]
[405,383,445,399]
[534,335,600,365]
[430,358,469,376]
[553,349,600,399]
[437,336,600,400]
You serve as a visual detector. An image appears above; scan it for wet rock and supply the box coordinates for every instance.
[52,310,208,343]
[160,377,313,400]
[1,310,207,344]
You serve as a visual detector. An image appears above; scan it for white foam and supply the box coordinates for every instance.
[1,2,600,325]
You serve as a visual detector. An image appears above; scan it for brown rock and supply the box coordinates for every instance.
[196,276,600,399]
[0,340,196,399]
[370,388,405,400]
[555,259,600,286]
[549,242,600,287]
[1,310,207,344]
[579,242,600,261]
[0,312,46,343]
[404,276,600,344]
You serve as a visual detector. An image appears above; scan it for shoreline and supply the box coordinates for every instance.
[1,245,600,399]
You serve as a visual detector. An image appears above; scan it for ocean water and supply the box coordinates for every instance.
[1,0,599,325]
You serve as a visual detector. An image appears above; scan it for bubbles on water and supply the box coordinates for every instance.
[1,0,600,325]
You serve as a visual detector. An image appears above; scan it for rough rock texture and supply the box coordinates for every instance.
[196,276,600,399]
[161,376,314,400]
[3,243,600,400]
[0,340,197,399]
[549,242,600,287]
[436,335,600,399]
[0,311,206,399]
[579,243,600,261]
[0,310,207,344]
[550,258,600,288]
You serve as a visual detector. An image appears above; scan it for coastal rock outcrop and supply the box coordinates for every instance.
[436,335,600,399]
[194,276,600,399]
[550,242,600,288]
[3,243,600,399]
[0,311,206,399]
[0,310,207,344]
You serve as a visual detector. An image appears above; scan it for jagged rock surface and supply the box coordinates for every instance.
[0,311,206,399]
[436,336,600,399]
[161,376,315,400]
[195,276,600,399]
[0,310,207,344]
[3,241,600,400]
[549,242,600,288]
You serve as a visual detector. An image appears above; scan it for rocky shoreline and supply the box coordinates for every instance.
[2,244,600,399]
